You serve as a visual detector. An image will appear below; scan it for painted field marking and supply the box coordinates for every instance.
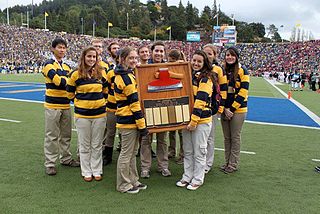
[0,84,32,88]
[265,78,320,126]
[0,118,21,123]
[312,159,320,162]
[245,120,320,130]
[0,97,44,104]
[215,147,256,155]
[5,88,45,93]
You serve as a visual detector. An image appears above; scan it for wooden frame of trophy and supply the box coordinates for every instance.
[135,62,194,133]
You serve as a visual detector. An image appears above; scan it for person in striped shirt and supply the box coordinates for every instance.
[42,38,79,176]
[203,44,228,173]
[67,46,107,182]
[220,46,249,174]
[176,50,218,191]
[114,47,148,194]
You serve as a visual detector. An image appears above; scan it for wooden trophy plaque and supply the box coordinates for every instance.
[135,62,194,133]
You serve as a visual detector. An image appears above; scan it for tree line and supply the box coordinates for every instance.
[0,0,283,42]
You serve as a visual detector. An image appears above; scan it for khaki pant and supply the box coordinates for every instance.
[205,114,219,170]
[168,130,183,158]
[117,128,141,192]
[75,117,106,177]
[182,122,212,185]
[103,111,117,148]
[140,132,168,172]
[44,108,72,167]
[220,113,246,169]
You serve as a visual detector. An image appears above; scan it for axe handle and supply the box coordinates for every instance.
[168,71,183,79]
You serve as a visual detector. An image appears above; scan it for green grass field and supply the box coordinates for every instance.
[0,75,319,213]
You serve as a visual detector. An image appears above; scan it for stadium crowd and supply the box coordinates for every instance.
[1,24,319,77]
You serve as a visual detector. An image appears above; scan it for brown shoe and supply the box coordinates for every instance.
[224,166,238,174]
[94,175,103,181]
[83,176,93,182]
[219,164,228,171]
[45,167,57,176]
[61,159,80,167]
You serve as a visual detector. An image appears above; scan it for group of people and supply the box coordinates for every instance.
[42,36,250,194]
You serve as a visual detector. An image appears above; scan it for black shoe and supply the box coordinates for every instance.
[116,143,121,152]
[126,186,139,194]
[61,159,80,167]
[136,146,141,157]
[103,147,113,166]
[135,183,147,190]
[151,150,156,158]
[315,166,320,172]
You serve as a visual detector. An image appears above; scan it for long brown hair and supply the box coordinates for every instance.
[78,46,102,80]
[193,50,218,87]
[119,47,137,69]
[223,49,239,83]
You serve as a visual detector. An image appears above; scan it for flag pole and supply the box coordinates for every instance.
[108,25,110,39]
[169,28,171,41]
[93,21,95,37]
[44,14,47,30]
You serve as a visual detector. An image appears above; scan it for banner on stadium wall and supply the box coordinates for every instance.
[212,25,237,46]
[186,31,201,42]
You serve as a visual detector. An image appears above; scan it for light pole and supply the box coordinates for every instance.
[6,0,10,25]
[126,12,129,31]
[280,25,284,43]
[81,17,84,35]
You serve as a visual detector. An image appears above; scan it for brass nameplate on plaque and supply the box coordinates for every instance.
[143,96,190,128]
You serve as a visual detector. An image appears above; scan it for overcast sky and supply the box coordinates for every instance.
[1,0,319,40]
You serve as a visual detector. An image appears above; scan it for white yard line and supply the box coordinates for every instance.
[264,78,320,126]
[214,147,256,155]
[0,118,21,123]
[245,120,320,130]
[312,159,320,162]
[0,97,44,104]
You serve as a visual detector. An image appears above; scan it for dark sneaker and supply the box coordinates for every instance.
[126,186,139,194]
[315,166,320,172]
[116,143,121,152]
[176,157,184,165]
[61,159,80,167]
[151,150,157,158]
[160,169,171,177]
[219,164,228,172]
[224,166,238,174]
[141,170,150,179]
[135,183,147,190]
[45,167,57,176]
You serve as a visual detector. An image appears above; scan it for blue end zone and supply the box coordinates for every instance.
[0,81,319,128]
[247,96,320,128]
[0,81,45,102]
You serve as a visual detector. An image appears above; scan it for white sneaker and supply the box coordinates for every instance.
[176,180,189,187]
[187,184,200,191]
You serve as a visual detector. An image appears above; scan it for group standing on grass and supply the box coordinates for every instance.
[42,37,250,193]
